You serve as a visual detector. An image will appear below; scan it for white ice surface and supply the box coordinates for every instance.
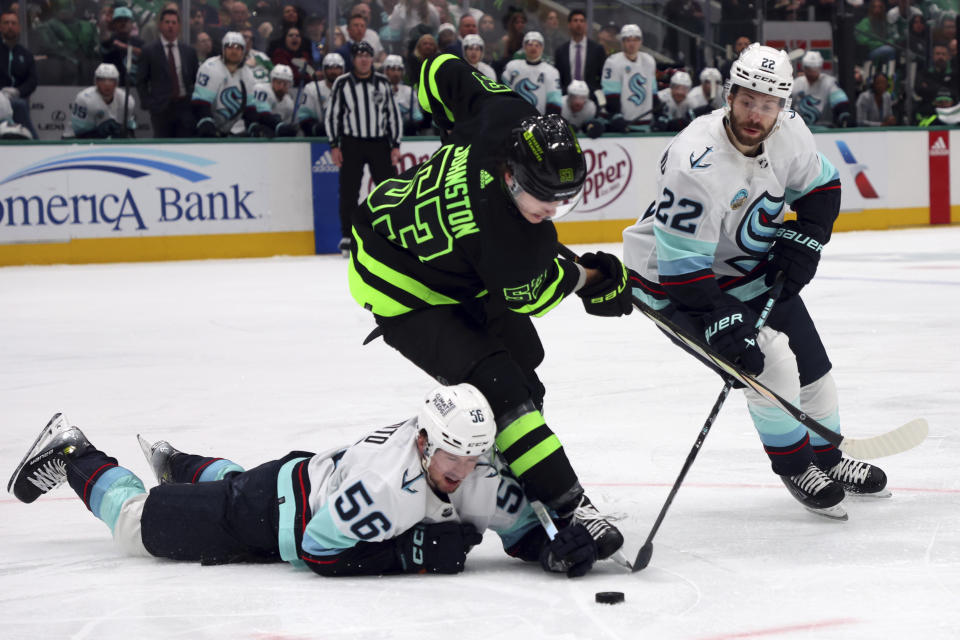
[1,227,958,640]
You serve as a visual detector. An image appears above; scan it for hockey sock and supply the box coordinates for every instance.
[65,448,146,534]
[495,401,579,505]
[748,404,816,476]
[168,453,245,483]
[799,373,843,468]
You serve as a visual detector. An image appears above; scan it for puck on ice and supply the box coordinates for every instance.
[595,591,625,605]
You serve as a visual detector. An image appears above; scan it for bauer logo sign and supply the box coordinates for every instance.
[575,141,633,213]
[0,144,313,244]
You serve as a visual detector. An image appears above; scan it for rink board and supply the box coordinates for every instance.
[0,128,955,265]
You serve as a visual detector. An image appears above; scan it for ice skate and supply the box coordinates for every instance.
[137,434,182,485]
[781,462,848,521]
[7,413,92,504]
[822,457,890,498]
[568,494,625,560]
[338,237,352,258]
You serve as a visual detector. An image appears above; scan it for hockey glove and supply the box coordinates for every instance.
[583,119,605,139]
[95,119,123,139]
[539,523,597,578]
[702,301,764,375]
[195,117,218,138]
[576,251,633,317]
[606,114,628,133]
[394,522,483,574]
[765,220,825,298]
[275,122,298,137]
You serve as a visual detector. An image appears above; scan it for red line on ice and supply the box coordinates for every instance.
[696,617,859,639]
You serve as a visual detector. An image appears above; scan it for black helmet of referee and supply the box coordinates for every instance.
[508,114,586,203]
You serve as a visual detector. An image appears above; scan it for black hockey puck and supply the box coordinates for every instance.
[595,591,625,605]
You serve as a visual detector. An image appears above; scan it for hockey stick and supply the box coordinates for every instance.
[557,243,928,460]
[631,274,784,572]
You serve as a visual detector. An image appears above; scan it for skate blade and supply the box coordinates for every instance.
[6,413,66,494]
[136,434,154,460]
[804,503,848,521]
[609,550,633,571]
[845,488,892,499]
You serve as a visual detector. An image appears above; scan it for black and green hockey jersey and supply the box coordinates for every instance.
[347,54,583,319]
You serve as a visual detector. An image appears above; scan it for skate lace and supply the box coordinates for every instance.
[27,458,67,493]
[793,464,832,495]
[829,459,870,484]
[572,498,617,538]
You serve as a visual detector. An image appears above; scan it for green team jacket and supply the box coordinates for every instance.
[348,54,583,320]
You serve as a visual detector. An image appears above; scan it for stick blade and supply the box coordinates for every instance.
[632,543,653,572]
[839,418,929,459]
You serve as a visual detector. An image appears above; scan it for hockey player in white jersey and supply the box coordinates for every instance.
[192,31,258,137]
[688,67,724,116]
[7,384,598,578]
[297,52,344,137]
[462,34,496,81]
[69,63,136,139]
[501,32,562,115]
[791,51,853,128]
[601,24,657,129]
[248,63,298,137]
[622,43,888,520]
[561,80,604,138]
[652,70,695,132]
[383,55,426,135]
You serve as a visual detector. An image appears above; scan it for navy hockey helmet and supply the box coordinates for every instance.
[507,114,586,217]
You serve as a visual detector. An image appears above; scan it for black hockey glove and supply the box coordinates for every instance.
[606,114,628,133]
[394,522,483,574]
[95,119,123,138]
[539,523,597,578]
[195,117,218,138]
[576,251,633,317]
[275,122,298,137]
[583,119,605,139]
[765,220,826,298]
[702,301,764,375]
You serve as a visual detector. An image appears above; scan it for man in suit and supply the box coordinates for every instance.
[136,9,199,138]
[554,10,605,101]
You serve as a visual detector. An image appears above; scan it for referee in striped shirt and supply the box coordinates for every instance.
[326,41,402,255]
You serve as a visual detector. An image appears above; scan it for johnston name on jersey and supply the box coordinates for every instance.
[622,109,839,309]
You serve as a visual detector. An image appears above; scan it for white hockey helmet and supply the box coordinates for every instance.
[699,67,722,84]
[802,50,824,69]
[670,71,692,87]
[567,80,590,97]
[270,64,294,83]
[222,31,245,49]
[0,120,33,140]
[417,383,496,464]
[463,33,484,50]
[523,31,544,45]
[728,43,794,101]
[322,52,345,69]
[94,63,120,81]
[619,24,642,41]
[383,54,404,70]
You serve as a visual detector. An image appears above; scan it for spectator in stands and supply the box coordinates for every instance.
[194,0,220,27]
[383,54,425,135]
[279,4,304,32]
[270,26,311,83]
[720,35,750,80]
[243,27,274,83]
[887,0,923,43]
[792,50,853,128]
[194,32,214,63]
[136,8,199,138]
[478,13,499,59]
[541,10,561,63]
[501,31,562,115]
[389,0,439,43]
[32,0,98,83]
[437,23,459,55]
[0,10,37,138]
[915,42,958,124]
[596,22,622,56]
[856,73,897,126]
[856,0,897,65]
[99,6,143,86]
[601,24,657,129]
[497,6,527,65]
[427,0,455,26]
[906,14,930,65]
[297,52,344,137]
[459,13,478,39]
[932,12,957,48]
[69,63,137,138]
[407,32,436,78]
[337,12,385,71]
[304,14,325,67]
[688,66,724,116]
[652,70,695,132]
[555,9,606,101]
[463,33,495,80]
[562,79,604,138]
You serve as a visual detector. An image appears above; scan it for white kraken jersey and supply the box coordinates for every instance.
[601,51,657,122]
[687,84,724,113]
[792,73,849,127]
[656,87,695,121]
[70,86,136,136]
[622,109,839,306]
[299,418,539,557]
[471,61,496,81]
[501,59,562,114]
[297,79,333,124]
[0,92,13,123]
[251,81,296,122]
[192,56,258,134]
[561,95,597,129]
[390,82,423,126]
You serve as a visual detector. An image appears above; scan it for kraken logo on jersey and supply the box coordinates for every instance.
[627,74,647,106]
[728,191,784,274]
[795,94,822,126]
[514,78,540,108]
[217,86,245,120]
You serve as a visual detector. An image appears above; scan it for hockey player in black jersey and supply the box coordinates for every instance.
[348,54,632,562]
